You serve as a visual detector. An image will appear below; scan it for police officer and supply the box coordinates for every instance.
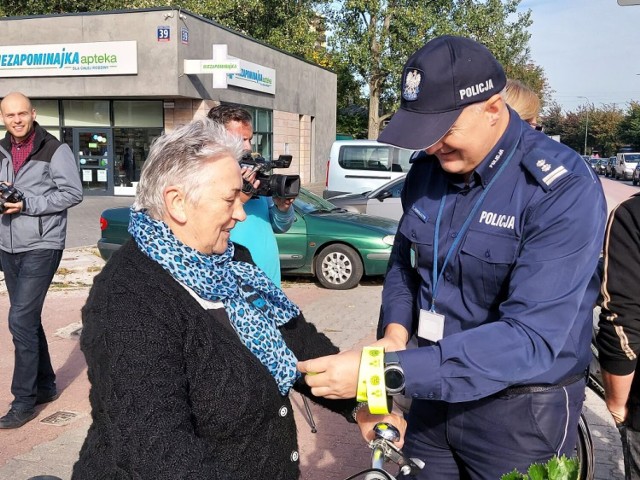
[298,35,606,479]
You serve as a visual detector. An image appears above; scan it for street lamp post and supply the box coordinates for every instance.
[578,96,590,156]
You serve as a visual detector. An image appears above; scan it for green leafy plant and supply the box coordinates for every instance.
[500,455,579,480]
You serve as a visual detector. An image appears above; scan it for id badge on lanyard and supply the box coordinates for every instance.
[418,309,445,342]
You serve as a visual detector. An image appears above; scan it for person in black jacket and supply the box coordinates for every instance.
[597,193,640,480]
[73,118,404,480]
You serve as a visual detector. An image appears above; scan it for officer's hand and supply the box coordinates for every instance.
[356,410,406,448]
[240,166,260,203]
[273,196,295,212]
[297,349,360,399]
[1,201,22,215]
[375,323,410,352]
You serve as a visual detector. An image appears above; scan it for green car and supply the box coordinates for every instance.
[98,188,398,289]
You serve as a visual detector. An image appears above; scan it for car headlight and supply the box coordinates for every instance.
[382,235,395,246]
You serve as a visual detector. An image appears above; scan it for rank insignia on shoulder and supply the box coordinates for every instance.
[523,149,569,190]
[541,164,568,186]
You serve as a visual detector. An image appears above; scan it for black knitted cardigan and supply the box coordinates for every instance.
[72,240,357,480]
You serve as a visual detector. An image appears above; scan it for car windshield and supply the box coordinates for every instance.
[626,154,640,162]
[294,188,341,214]
[367,175,407,198]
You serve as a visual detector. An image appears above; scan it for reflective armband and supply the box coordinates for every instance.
[355,346,389,415]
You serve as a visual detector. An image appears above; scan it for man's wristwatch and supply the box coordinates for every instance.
[384,351,405,396]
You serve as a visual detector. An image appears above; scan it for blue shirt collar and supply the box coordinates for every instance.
[474,107,522,188]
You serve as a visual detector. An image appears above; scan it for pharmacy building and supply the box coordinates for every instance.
[0,7,337,196]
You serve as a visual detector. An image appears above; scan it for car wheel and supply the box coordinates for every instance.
[634,176,638,186]
[314,244,363,290]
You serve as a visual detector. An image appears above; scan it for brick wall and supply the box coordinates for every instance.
[163,99,219,132]
[273,111,312,184]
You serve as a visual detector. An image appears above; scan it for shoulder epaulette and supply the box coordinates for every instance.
[521,147,570,191]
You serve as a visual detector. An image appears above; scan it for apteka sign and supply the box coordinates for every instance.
[0,41,138,78]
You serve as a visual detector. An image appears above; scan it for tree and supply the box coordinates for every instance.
[325,0,543,139]
[561,109,588,155]
[0,0,128,15]
[618,101,640,150]
[540,101,564,138]
[589,104,624,157]
[1,0,326,60]
[541,102,628,157]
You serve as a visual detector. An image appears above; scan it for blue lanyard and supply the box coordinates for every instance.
[430,128,521,312]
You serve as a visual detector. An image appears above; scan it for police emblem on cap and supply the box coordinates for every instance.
[403,69,422,101]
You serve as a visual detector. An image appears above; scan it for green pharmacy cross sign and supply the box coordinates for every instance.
[183,44,240,88]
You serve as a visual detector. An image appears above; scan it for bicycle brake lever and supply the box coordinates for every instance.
[369,438,425,475]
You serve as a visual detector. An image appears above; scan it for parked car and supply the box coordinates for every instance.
[595,158,608,175]
[633,164,640,186]
[614,152,640,180]
[588,157,600,172]
[98,188,398,290]
[323,140,414,199]
[605,157,617,178]
[329,175,406,221]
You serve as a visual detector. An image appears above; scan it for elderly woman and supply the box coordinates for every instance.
[72,119,395,479]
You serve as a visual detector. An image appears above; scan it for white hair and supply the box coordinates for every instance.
[133,118,244,219]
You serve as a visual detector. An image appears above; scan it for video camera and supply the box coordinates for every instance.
[239,152,300,199]
[0,183,24,213]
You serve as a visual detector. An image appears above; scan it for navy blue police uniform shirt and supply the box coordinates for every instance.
[382,110,606,403]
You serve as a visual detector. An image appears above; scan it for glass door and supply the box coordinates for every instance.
[74,128,113,195]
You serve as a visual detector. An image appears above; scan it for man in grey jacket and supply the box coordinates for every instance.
[0,92,83,429]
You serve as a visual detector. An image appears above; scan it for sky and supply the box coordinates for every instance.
[519,0,640,113]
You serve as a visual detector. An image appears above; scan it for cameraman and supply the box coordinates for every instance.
[0,92,83,429]
[207,105,296,286]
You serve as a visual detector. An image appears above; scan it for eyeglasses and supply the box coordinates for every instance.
[528,121,544,132]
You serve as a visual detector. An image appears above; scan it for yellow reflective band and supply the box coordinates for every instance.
[355,346,389,415]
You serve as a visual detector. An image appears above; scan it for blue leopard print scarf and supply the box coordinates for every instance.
[128,208,301,395]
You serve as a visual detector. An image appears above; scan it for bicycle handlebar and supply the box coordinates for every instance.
[364,422,425,480]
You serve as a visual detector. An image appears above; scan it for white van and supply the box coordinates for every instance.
[323,140,415,199]
[614,152,640,180]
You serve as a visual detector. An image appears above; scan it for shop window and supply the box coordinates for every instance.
[32,100,60,127]
[113,127,163,183]
[62,100,110,127]
[114,101,163,128]
[250,107,272,160]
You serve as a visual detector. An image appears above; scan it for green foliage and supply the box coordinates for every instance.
[1,0,325,60]
[0,0,133,15]
[500,455,579,480]
[618,101,640,150]
[541,101,634,157]
[325,0,545,138]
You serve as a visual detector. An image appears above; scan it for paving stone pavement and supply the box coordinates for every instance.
[0,265,625,480]
[0,181,629,479]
